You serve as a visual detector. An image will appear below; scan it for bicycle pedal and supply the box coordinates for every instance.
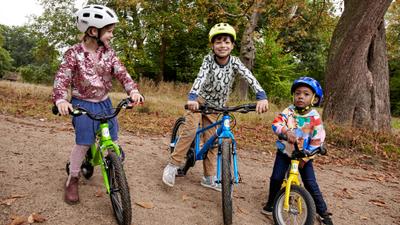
[176,168,186,177]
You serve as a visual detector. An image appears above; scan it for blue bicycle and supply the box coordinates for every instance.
[169,103,256,225]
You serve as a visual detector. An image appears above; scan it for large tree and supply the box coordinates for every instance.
[323,0,392,131]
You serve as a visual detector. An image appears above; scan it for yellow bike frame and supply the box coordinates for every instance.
[282,159,302,211]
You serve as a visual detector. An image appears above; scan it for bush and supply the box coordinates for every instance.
[19,64,54,84]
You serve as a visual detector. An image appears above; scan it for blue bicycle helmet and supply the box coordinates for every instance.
[291,77,323,106]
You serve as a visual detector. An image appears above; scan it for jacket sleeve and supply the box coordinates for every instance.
[188,54,212,100]
[51,49,76,104]
[233,57,267,100]
[271,112,289,135]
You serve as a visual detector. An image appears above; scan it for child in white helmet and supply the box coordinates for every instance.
[52,4,144,204]
[162,23,269,191]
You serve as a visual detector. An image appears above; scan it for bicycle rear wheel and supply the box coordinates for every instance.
[106,151,132,225]
[221,139,233,225]
[273,185,316,225]
[169,116,195,176]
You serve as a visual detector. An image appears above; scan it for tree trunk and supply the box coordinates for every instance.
[157,36,167,84]
[236,0,265,100]
[323,0,392,131]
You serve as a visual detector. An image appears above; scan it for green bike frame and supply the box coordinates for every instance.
[89,122,122,194]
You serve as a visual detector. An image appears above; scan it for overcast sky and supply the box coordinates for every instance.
[0,0,86,26]
[0,0,343,27]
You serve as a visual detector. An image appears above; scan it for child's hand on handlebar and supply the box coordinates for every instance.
[256,99,269,114]
[129,91,145,106]
[56,101,73,116]
[285,130,297,144]
[187,100,199,111]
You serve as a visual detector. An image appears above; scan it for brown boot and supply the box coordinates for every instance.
[64,176,79,204]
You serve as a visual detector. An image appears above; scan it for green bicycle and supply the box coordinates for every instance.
[52,98,133,225]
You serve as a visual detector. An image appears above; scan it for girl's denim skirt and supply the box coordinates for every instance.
[71,97,118,145]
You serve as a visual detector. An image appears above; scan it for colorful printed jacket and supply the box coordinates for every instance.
[188,53,267,107]
[271,105,326,155]
[52,43,138,104]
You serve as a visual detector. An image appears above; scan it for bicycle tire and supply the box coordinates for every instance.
[273,185,316,225]
[221,139,233,225]
[169,117,186,153]
[106,151,132,225]
[169,116,195,176]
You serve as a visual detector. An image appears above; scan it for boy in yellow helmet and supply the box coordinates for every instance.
[162,23,269,190]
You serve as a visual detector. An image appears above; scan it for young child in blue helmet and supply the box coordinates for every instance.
[261,77,333,225]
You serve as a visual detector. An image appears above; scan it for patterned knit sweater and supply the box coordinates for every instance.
[188,53,266,107]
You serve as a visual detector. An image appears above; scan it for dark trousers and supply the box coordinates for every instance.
[266,151,328,216]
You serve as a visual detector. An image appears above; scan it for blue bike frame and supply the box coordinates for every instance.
[194,114,239,184]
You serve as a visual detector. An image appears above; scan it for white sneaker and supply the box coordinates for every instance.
[162,163,179,187]
[200,176,221,192]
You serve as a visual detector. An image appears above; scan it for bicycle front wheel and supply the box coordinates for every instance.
[273,185,316,225]
[221,139,233,225]
[106,151,132,225]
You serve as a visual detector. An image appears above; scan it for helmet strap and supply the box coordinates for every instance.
[85,28,104,46]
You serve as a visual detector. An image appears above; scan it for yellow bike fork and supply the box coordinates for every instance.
[283,159,302,211]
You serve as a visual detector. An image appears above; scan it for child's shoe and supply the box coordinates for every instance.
[64,175,79,204]
[200,176,221,192]
[320,212,333,225]
[162,163,179,187]
[261,204,273,216]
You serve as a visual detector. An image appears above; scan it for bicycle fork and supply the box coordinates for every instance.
[91,123,122,194]
[283,159,302,211]
[216,139,239,185]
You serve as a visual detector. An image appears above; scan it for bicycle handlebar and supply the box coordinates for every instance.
[184,103,257,114]
[52,98,135,121]
[277,133,327,158]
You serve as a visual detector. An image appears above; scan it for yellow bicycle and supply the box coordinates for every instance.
[273,134,327,225]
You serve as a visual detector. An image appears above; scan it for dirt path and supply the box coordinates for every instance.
[0,114,399,225]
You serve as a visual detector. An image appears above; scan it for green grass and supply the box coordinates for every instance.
[392,117,400,130]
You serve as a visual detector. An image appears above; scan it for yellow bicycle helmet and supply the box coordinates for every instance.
[208,23,236,43]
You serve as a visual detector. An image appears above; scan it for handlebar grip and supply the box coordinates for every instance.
[52,105,59,115]
[319,145,327,155]
[278,133,288,140]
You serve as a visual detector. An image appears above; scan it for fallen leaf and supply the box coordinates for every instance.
[182,194,190,201]
[360,216,369,220]
[333,188,353,199]
[9,216,26,225]
[95,189,104,197]
[28,213,47,223]
[1,198,16,206]
[135,201,154,209]
[368,199,387,208]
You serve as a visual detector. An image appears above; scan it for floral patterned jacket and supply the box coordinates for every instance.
[52,43,138,104]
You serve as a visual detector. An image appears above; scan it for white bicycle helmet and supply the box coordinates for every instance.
[75,5,119,32]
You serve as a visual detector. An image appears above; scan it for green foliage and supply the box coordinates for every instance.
[386,2,400,116]
[19,64,54,84]
[1,26,36,68]
[254,31,297,103]
[0,29,14,78]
